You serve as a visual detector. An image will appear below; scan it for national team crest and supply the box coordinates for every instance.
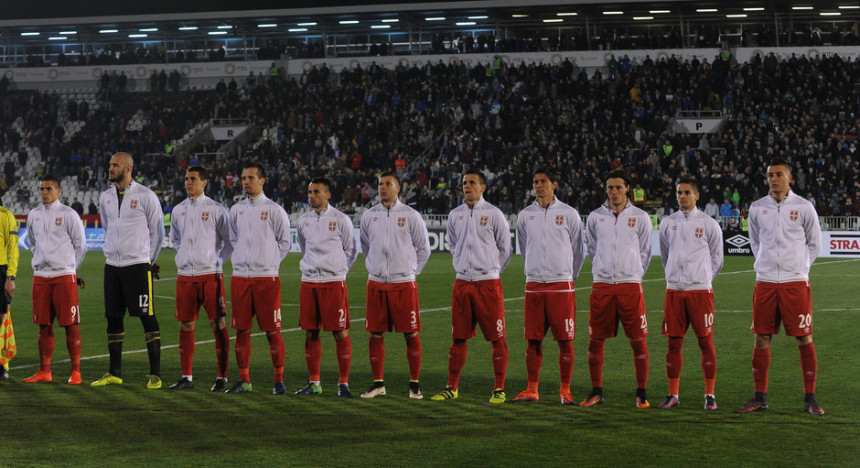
[397,217,406,228]
[260,210,269,221]
[790,210,799,221]
[55,217,63,226]
[555,215,564,226]
[480,215,489,226]
[695,227,704,238]
[329,221,337,231]
[129,199,138,209]
[201,211,210,222]
[627,217,636,228]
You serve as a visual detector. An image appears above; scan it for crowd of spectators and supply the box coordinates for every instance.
[163,50,859,224]
[2,49,859,226]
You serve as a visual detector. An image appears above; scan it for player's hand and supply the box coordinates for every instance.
[76,277,86,289]
[151,262,161,280]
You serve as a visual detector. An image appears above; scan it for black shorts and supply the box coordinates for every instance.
[104,263,154,318]
[0,265,9,313]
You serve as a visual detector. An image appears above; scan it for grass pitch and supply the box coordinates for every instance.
[3,251,859,467]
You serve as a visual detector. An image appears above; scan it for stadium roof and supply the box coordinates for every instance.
[1,0,856,47]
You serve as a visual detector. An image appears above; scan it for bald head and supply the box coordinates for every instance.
[109,152,135,187]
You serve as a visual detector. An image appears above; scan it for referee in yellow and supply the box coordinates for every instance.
[0,203,20,380]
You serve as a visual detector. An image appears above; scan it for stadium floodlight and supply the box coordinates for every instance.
[99,29,118,34]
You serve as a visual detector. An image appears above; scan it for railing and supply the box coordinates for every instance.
[210,118,251,126]
[676,110,723,118]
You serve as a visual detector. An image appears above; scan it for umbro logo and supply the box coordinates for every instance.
[726,234,750,248]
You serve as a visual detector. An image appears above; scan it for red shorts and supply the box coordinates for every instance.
[32,275,80,326]
[752,281,813,337]
[451,279,506,341]
[588,282,648,340]
[300,281,350,331]
[524,281,576,341]
[230,276,282,331]
[661,289,714,338]
[365,280,420,333]
[175,274,227,322]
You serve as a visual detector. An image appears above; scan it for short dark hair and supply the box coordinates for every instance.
[464,169,486,185]
[40,174,61,187]
[187,166,209,181]
[378,171,401,188]
[767,157,793,176]
[532,167,556,183]
[675,176,700,193]
[310,177,331,192]
[242,162,266,178]
[605,168,631,187]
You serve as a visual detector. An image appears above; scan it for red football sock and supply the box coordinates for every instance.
[65,324,81,373]
[235,330,251,382]
[666,336,683,380]
[336,336,352,384]
[179,329,195,376]
[525,341,543,389]
[491,340,508,390]
[631,339,649,390]
[798,342,817,394]
[369,336,385,381]
[267,332,285,382]
[214,326,230,378]
[405,334,421,381]
[38,326,55,372]
[587,339,605,388]
[305,337,322,382]
[698,335,716,394]
[558,340,574,392]
[752,347,770,394]
[447,340,468,389]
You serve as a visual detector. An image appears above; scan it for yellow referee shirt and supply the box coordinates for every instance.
[0,207,19,277]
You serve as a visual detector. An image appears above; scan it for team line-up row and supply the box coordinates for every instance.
[0,153,824,415]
